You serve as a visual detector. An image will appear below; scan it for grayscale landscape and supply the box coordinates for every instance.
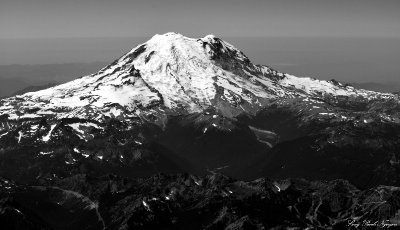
[1,0,400,229]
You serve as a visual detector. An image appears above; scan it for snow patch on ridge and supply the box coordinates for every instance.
[42,124,57,142]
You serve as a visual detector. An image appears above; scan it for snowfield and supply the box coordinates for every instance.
[0,32,397,125]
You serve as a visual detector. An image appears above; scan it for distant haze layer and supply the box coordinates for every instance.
[0,36,399,84]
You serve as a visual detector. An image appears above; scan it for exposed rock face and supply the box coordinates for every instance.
[1,33,400,229]
[2,174,400,229]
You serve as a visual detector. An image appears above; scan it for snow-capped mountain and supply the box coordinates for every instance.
[1,32,400,191]
[0,32,396,123]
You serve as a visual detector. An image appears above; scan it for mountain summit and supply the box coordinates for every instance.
[0,33,394,123]
[0,33,400,190]
[2,33,400,229]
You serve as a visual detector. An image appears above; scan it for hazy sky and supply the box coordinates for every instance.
[1,0,400,38]
[1,0,399,84]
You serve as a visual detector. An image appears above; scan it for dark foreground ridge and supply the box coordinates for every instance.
[1,173,400,230]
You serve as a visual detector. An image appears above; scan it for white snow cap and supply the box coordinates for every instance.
[0,32,394,121]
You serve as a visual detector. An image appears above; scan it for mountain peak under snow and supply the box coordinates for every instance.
[0,32,396,122]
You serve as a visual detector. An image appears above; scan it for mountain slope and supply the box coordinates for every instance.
[2,33,400,228]
[0,33,395,122]
[2,174,400,229]
[0,33,400,189]
[10,82,58,97]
